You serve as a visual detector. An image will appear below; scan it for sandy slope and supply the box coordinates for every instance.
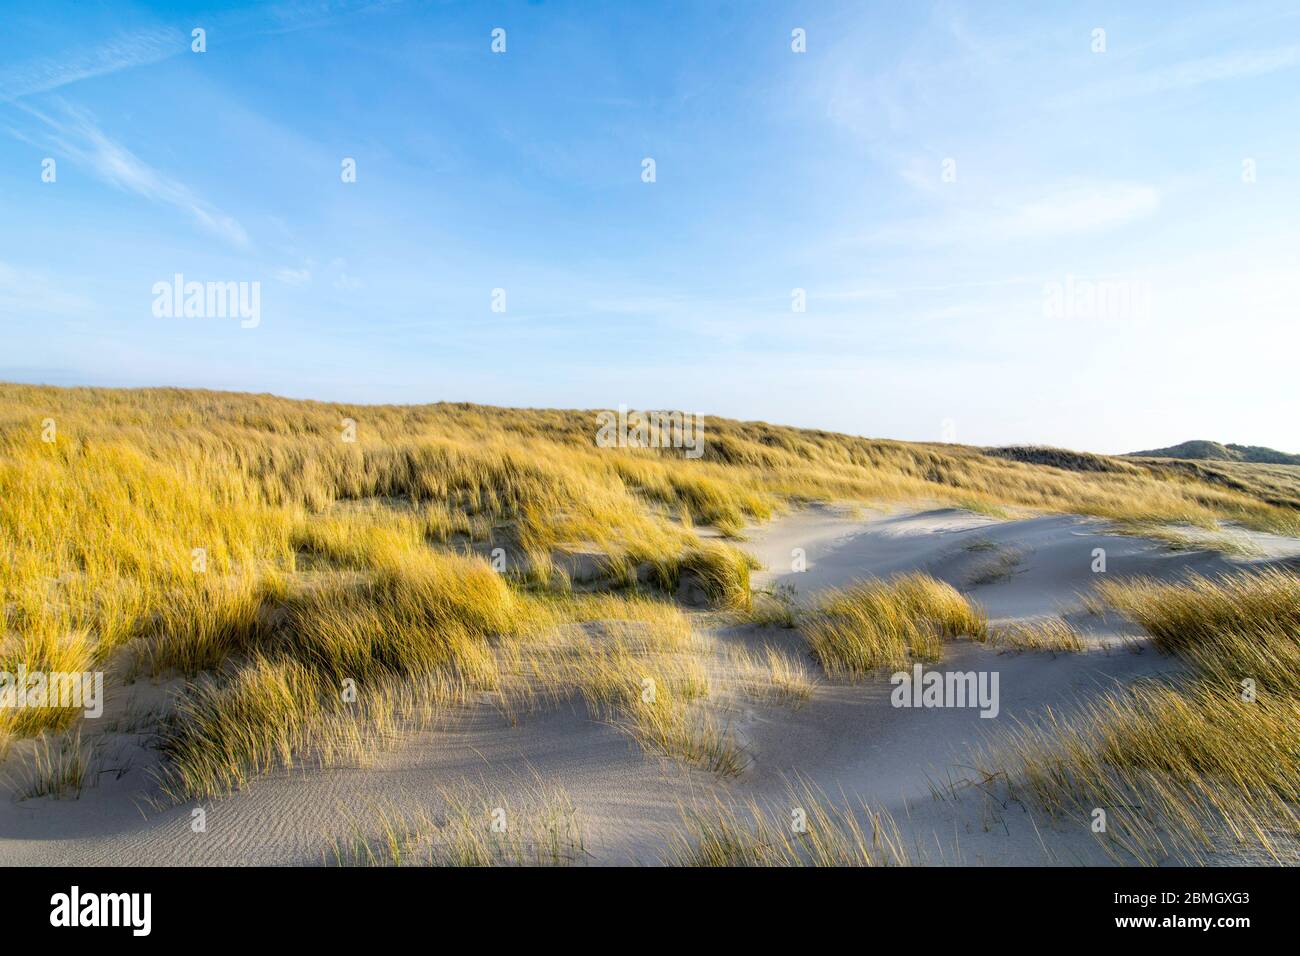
[3,506,1296,866]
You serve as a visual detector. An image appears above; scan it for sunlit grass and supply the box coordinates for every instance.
[802,573,988,677]
[3,382,1297,799]
[666,782,913,866]
[981,569,1300,864]
[327,786,585,867]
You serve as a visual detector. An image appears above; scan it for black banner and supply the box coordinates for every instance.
[7,865,1284,942]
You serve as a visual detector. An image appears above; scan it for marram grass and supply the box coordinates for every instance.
[2,383,1297,797]
[802,573,988,677]
[981,569,1300,864]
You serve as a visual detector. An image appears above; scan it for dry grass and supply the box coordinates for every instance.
[327,786,585,866]
[11,729,95,800]
[981,569,1300,864]
[155,660,475,801]
[1089,569,1300,673]
[802,573,988,677]
[735,583,800,628]
[965,547,1023,586]
[986,617,1085,652]
[497,600,747,776]
[666,783,913,866]
[727,643,815,706]
[3,382,1298,798]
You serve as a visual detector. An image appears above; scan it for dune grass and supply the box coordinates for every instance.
[327,786,585,867]
[153,659,480,801]
[735,582,800,628]
[1088,569,1300,671]
[802,573,988,677]
[12,729,95,800]
[727,643,815,706]
[496,597,747,775]
[985,617,1085,652]
[965,547,1023,587]
[3,382,1298,797]
[981,569,1300,864]
[666,783,913,866]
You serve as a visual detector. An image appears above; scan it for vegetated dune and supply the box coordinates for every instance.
[1,383,1297,866]
[1125,439,1300,466]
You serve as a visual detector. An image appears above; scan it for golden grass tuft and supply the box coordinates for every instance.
[981,568,1300,864]
[727,643,815,706]
[666,783,913,866]
[985,617,1085,652]
[11,729,96,800]
[498,599,747,776]
[155,658,474,801]
[802,573,988,677]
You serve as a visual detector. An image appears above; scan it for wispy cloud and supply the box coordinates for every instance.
[0,260,96,317]
[870,183,1160,245]
[276,266,313,286]
[9,101,249,248]
[0,3,402,102]
[1068,43,1300,104]
[0,28,183,101]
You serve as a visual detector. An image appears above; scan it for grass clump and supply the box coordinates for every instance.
[500,601,746,776]
[802,573,987,677]
[671,543,756,610]
[666,783,912,866]
[155,657,473,800]
[986,617,1085,652]
[328,787,585,866]
[735,582,799,628]
[12,729,96,800]
[965,547,1022,586]
[727,643,815,706]
[981,568,1300,864]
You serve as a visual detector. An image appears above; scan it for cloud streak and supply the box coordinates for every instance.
[1066,43,1300,105]
[0,28,184,101]
[868,183,1160,246]
[10,101,249,248]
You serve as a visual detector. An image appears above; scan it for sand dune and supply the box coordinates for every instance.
[3,506,1295,866]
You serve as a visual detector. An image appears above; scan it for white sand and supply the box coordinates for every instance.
[3,505,1295,866]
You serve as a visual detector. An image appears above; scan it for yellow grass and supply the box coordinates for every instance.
[327,786,585,866]
[727,643,815,706]
[802,573,988,676]
[985,617,1085,652]
[666,782,913,866]
[497,598,747,775]
[981,569,1300,864]
[3,382,1298,797]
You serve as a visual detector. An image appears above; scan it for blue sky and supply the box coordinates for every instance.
[1,0,1297,453]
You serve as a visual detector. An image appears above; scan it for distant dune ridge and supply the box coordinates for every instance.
[1126,439,1300,465]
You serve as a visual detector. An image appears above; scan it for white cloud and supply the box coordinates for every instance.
[1075,43,1300,103]
[276,267,313,286]
[0,28,183,101]
[10,102,250,248]
[0,261,96,316]
[871,183,1160,245]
